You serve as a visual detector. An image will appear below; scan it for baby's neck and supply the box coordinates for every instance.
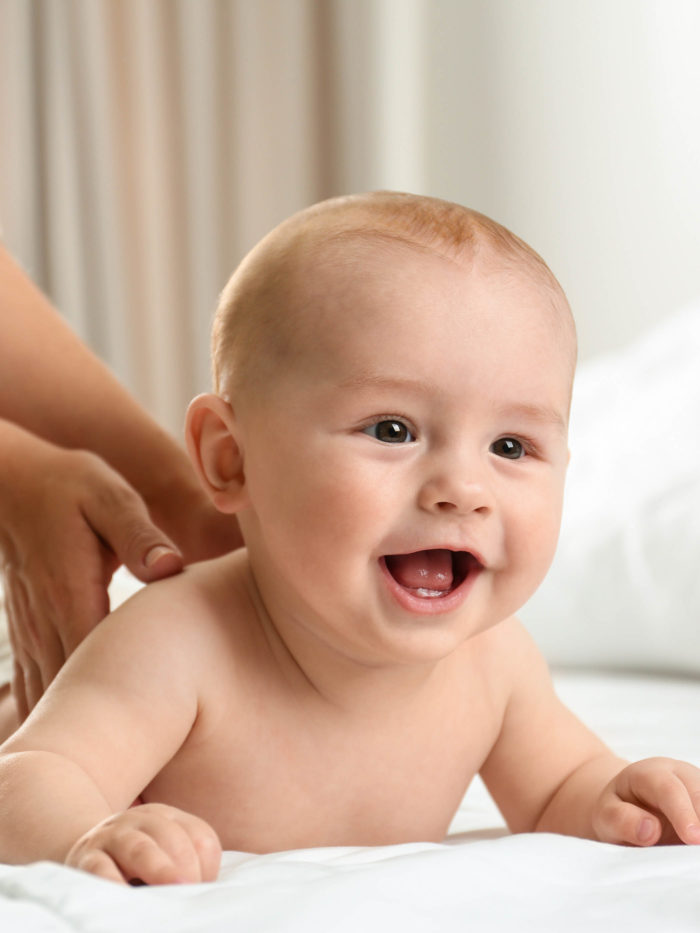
[241,556,451,716]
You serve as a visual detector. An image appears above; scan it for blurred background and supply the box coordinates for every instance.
[1,0,699,437]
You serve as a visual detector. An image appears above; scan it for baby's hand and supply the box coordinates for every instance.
[593,758,700,846]
[65,803,222,885]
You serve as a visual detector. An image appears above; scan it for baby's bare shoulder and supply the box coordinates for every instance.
[456,615,547,702]
[101,552,258,672]
[126,549,249,617]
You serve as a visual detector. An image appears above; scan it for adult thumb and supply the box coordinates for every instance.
[119,533,183,583]
[87,485,184,584]
[133,537,184,582]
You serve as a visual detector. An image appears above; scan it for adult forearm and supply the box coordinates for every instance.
[0,247,203,544]
[0,750,112,864]
[0,247,242,561]
[0,250,197,496]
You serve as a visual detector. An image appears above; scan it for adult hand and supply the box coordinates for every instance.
[0,423,184,719]
[65,803,221,885]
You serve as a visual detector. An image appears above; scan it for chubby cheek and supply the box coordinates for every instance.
[250,446,392,568]
[504,484,564,601]
[298,457,396,550]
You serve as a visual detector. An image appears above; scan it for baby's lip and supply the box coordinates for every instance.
[382,546,485,569]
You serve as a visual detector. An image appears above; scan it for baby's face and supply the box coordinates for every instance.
[234,240,572,665]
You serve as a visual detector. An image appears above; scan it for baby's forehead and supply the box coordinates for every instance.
[286,224,565,325]
[285,231,566,344]
[215,194,576,397]
[261,235,575,424]
[284,234,575,401]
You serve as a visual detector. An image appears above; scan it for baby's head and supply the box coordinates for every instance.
[210,191,576,406]
[188,192,576,663]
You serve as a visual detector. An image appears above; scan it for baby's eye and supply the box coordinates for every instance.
[490,437,524,460]
[362,420,415,444]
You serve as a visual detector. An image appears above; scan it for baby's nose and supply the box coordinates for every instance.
[417,456,493,516]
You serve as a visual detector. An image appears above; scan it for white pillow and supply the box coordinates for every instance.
[521,302,700,673]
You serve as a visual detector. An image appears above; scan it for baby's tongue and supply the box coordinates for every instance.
[386,549,454,591]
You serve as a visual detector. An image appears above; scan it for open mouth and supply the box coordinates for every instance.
[382,549,481,600]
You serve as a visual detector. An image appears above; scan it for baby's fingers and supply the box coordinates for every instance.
[630,762,700,845]
[159,809,222,884]
[597,759,700,846]
[593,795,664,846]
[112,807,220,884]
[68,848,128,885]
[66,806,221,885]
[67,829,180,885]
[108,827,192,885]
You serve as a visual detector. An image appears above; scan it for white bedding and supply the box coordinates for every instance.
[1,670,699,932]
[2,831,700,932]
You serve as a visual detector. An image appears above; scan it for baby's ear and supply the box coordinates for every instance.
[185,394,248,514]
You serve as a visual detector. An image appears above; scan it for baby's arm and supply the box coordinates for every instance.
[0,747,220,884]
[545,756,700,846]
[479,619,700,846]
[0,574,222,880]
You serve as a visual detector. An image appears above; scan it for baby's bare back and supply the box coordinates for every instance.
[141,555,508,852]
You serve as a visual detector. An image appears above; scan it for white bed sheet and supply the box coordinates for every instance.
[1,669,699,932]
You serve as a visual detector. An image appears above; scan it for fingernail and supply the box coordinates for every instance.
[144,545,177,567]
[637,818,655,843]
[687,823,700,843]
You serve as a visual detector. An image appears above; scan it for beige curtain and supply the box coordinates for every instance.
[6,0,695,425]
[0,0,426,434]
[0,0,329,433]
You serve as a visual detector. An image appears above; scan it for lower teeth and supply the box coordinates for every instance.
[414,587,446,598]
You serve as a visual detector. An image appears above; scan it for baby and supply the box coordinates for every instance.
[1,192,699,885]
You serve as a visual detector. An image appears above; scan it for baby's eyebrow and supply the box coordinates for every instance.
[338,374,568,432]
[338,374,440,394]
[495,402,568,433]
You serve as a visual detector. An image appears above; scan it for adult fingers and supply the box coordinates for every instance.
[81,479,183,585]
[5,566,64,709]
[10,658,29,723]
[13,657,42,719]
[5,579,31,719]
[5,558,98,701]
